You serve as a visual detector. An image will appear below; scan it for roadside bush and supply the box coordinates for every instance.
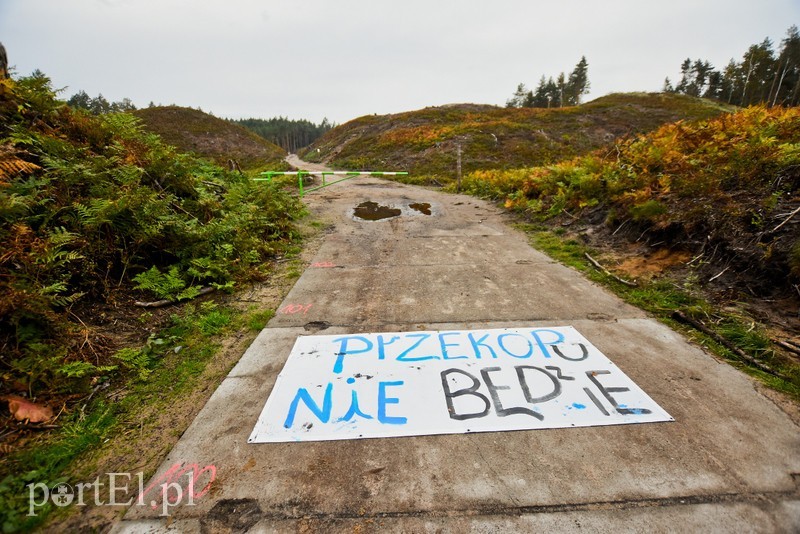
[459,105,800,287]
[0,73,304,398]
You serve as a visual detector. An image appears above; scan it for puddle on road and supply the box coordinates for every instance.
[409,202,432,215]
[354,201,402,221]
[353,201,434,221]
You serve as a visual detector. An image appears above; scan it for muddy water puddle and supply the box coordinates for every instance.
[409,202,432,215]
[353,201,433,221]
[353,201,402,221]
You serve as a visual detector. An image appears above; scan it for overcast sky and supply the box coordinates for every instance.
[2,1,798,124]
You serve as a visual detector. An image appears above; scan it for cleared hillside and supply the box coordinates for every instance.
[301,93,734,180]
[134,106,287,169]
[458,105,800,389]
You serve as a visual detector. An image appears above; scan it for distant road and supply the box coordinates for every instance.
[285,153,331,173]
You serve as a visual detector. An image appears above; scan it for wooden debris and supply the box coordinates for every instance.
[708,266,730,282]
[134,287,214,308]
[584,252,638,287]
[774,340,800,357]
[771,205,800,233]
[671,311,788,380]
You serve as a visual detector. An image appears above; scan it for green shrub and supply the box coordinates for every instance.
[0,72,304,399]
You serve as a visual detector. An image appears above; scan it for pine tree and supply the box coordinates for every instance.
[722,59,740,104]
[704,70,724,100]
[89,94,110,114]
[556,73,566,107]
[67,90,92,110]
[506,56,590,108]
[532,76,549,107]
[567,56,590,105]
[739,39,775,106]
[689,60,713,97]
[0,41,7,80]
[506,83,530,108]
[676,59,692,93]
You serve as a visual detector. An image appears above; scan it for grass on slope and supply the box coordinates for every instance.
[456,105,800,396]
[456,105,799,289]
[301,93,734,182]
[134,106,288,170]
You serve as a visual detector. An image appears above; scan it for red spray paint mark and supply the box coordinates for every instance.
[137,461,216,511]
[279,304,313,315]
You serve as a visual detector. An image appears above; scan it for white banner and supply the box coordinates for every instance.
[249,326,672,443]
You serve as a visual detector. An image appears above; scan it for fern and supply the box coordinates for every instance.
[73,199,116,227]
[0,146,41,181]
[112,347,154,381]
[133,266,186,300]
[1,70,303,402]
[58,361,116,378]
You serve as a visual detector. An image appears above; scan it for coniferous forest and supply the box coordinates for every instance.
[506,56,590,108]
[664,25,800,106]
[508,26,800,109]
[231,117,335,153]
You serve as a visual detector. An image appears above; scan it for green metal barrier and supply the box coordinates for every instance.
[254,170,409,197]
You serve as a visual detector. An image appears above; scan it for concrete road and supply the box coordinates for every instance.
[113,159,799,532]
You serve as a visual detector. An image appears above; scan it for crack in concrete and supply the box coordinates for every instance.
[273,490,798,521]
[467,433,523,507]
[266,317,625,331]
[125,487,800,525]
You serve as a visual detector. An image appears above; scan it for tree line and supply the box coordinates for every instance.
[506,56,590,108]
[66,89,137,114]
[231,117,335,153]
[665,25,800,107]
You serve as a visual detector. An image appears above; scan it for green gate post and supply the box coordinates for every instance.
[255,170,409,196]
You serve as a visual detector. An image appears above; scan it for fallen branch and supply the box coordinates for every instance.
[708,266,730,282]
[771,205,800,233]
[562,208,579,220]
[774,340,800,357]
[671,311,787,379]
[134,287,214,308]
[584,252,638,287]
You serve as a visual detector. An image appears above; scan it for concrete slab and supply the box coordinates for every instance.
[113,161,800,532]
[119,318,799,525]
[268,262,645,327]
[312,233,555,268]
